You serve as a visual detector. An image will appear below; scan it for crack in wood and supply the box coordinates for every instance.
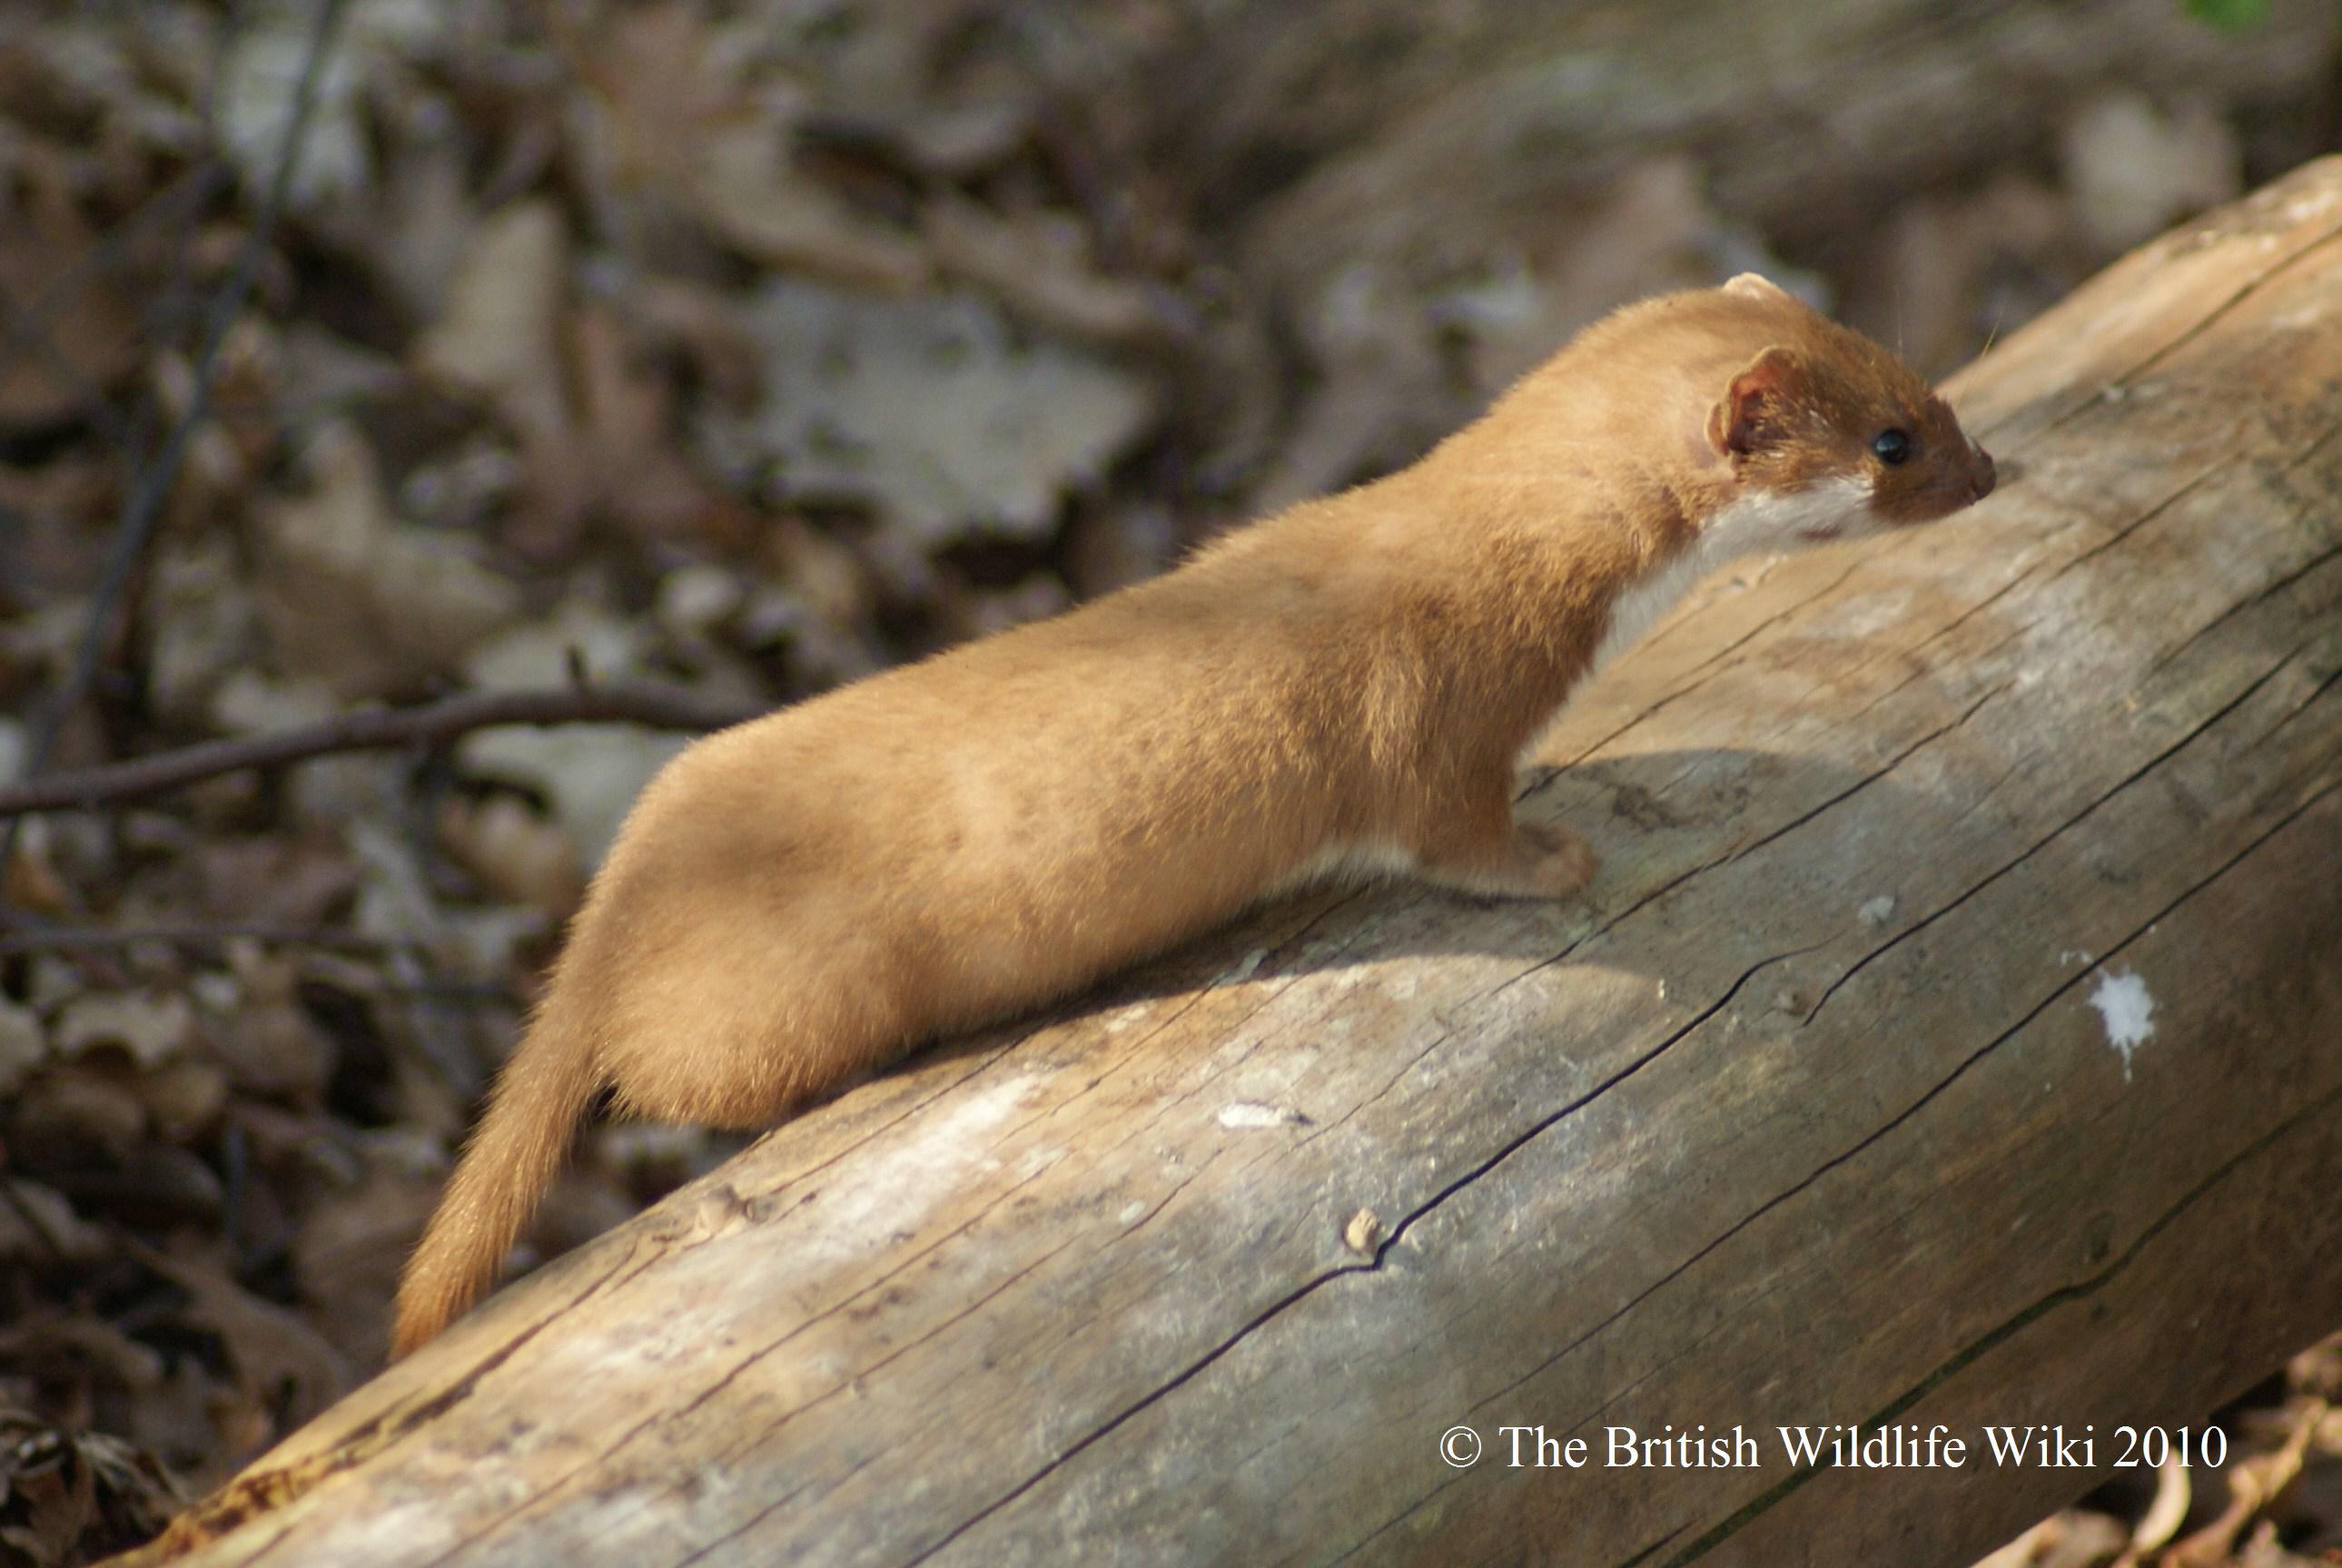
[898,940,1817,1566]
[1645,1065,2342,1568]
[1339,774,2341,1568]
[1725,678,2011,869]
[431,1167,1082,1567]
[145,1245,646,1567]
[1988,215,2342,444]
[2145,533,2342,685]
[2256,657,2342,749]
[2037,463,2227,587]
[1452,945,1838,1417]
[1555,558,1869,769]
[1805,642,2319,1026]
[1823,554,2049,702]
[1478,674,2011,1029]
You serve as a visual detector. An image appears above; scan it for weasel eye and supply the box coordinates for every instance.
[1872,429,1912,466]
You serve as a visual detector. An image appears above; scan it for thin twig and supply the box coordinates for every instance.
[0,684,762,816]
[0,922,529,1017]
[3,0,350,871]
[0,921,403,957]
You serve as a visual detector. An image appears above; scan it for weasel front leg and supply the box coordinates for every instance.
[1407,794,1599,901]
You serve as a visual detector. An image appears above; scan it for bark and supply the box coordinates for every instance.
[128,159,2342,1568]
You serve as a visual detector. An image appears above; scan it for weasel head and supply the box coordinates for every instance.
[1701,273,1996,550]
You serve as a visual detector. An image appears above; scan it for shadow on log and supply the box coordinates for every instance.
[130,159,2342,1568]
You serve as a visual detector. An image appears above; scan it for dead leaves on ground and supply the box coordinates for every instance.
[1972,1339,2342,1568]
[1,1,1198,1539]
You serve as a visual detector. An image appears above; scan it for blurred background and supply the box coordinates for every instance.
[0,0,2338,1560]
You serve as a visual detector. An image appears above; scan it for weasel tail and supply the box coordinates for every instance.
[390,972,603,1358]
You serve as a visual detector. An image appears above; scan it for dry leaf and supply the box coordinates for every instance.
[2130,1454,2191,1556]
[0,172,140,427]
[436,793,586,919]
[0,1181,106,1264]
[371,102,477,319]
[146,536,262,728]
[15,1067,151,1154]
[1245,261,1442,515]
[132,1059,228,1143]
[413,199,570,440]
[1451,155,1822,398]
[712,279,1156,547]
[54,992,194,1071]
[0,1407,182,1568]
[202,947,332,1100]
[2060,92,2243,253]
[254,422,522,697]
[0,997,46,1096]
[574,2,926,288]
[193,835,361,931]
[1970,1511,2127,1568]
[924,191,1162,342]
[291,1139,443,1358]
[133,1242,352,1439]
[215,0,447,208]
[513,301,730,555]
[2167,1399,2328,1566]
[345,820,450,958]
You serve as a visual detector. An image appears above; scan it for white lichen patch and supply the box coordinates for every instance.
[1857,894,1897,928]
[2086,969,2156,1081]
[1102,1001,1152,1035]
[1217,1100,1306,1130]
[789,1071,1039,1259]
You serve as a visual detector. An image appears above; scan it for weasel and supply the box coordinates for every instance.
[391,274,1996,1356]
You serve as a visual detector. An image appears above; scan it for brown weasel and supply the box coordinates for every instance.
[391,273,1996,1356]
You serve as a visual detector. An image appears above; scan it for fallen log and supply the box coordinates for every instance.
[133,158,2342,1568]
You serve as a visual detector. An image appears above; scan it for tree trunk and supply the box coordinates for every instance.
[129,159,2342,1568]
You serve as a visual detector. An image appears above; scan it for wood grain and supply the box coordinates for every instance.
[132,159,2342,1568]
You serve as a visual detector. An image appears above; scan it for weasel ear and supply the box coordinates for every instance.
[1722,272,1789,303]
[1707,346,1803,459]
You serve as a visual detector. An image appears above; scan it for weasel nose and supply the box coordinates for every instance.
[1970,445,1997,500]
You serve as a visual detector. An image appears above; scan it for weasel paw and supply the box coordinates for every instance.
[1516,821,1599,896]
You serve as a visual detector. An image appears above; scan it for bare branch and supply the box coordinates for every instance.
[3,0,350,866]
[0,685,761,817]
[0,921,406,958]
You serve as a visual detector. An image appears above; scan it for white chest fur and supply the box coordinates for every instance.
[1589,474,1876,676]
